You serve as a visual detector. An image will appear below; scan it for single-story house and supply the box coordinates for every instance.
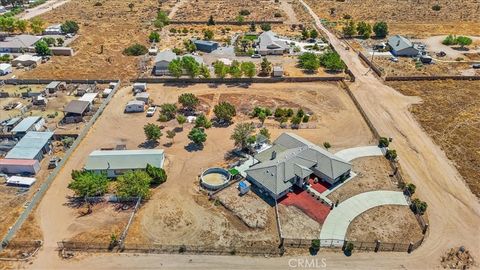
[63,100,90,123]
[6,176,37,187]
[0,35,41,53]
[11,116,45,137]
[245,133,352,200]
[11,54,42,67]
[0,63,12,75]
[43,24,63,35]
[257,31,290,56]
[387,35,420,57]
[135,92,149,103]
[5,131,54,161]
[193,39,219,53]
[154,50,178,76]
[84,149,165,178]
[0,158,41,175]
[273,66,283,77]
[45,81,65,93]
[125,100,145,113]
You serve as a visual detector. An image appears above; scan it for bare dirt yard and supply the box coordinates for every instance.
[172,0,286,22]
[19,0,177,80]
[327,157,398,203]
[278,204,321,239]
[346,205,424,244]
[387,80,480,198]
[304,0,480,36]
[375,57,479,77]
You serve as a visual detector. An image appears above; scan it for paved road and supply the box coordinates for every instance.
[17,0,70,20]
[319,191,408,244]
[335,146,384,162]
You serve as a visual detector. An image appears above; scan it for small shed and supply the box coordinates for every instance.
[76,84,93,96]
[109,82,117,89]
[0,63,12,75]
[63,100,90,123]
[133,82,147,93]
[0,158,40,175]
[45,81,65,93]
[125,100,145,113]
[43,24,63,35]
[32,95,48,106]
[11,116,45,136]
[193,40,219,53]
[273,66,283,77]
[6,176,37,187]
[11,55,41,67]
[238,181,251,195]
[102,88,112,98]
[135,92,150,103]
[78,92,98,105]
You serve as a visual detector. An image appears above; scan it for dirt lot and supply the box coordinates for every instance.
[388,80,480,198]
[173,0,286,22]
[327,157,398,203]
[304,0,480,36]
[374,57,479,77]
[346,205,424,244]
[18,0,177,80]
[278,204,321,239]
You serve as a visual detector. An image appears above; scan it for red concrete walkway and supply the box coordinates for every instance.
[279,187,331,224]
[307,178,330,194]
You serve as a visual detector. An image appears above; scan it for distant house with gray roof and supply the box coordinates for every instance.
[153,50,205,76]
[0,34,41,53]
[5,131,53,160]
[387,35,419,57]
[245,133,351,199]
[257,31,290,56]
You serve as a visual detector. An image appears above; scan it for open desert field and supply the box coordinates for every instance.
[304,0,480,36]
[388,80,480,198]
[18,0,178,80]
[172,0,286,22]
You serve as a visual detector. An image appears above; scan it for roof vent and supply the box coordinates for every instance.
[271,151,277,160]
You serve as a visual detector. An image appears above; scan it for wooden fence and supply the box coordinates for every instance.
[169,20,283,25]
[385,75,480,81]
[358,52,383,77]
[134,76,344,84]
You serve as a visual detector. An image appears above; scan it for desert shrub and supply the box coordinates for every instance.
[123,44,147,56]
[385,149,397,160]
[378,137,389,147]
[410,198,428,215]
[61,20,79,34]
[432,4,441,11]
[239,9,250,16]
[405,183,416,195]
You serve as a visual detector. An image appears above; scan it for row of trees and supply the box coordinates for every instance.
[442,35,472,48]
[167,56,210,78]
[298,50,346,72]
[0,18,78,34]
[342,21,388,39]
[213,60,256,78]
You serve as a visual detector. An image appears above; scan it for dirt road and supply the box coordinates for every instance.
[299,0,480,263]
[18,0,71,20]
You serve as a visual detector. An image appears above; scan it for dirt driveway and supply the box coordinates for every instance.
[416,35,480,60]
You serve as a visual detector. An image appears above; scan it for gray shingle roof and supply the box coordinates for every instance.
[84,149,165,171]
[246,133,351,196]
[155,50,178,63]
[258,31,289,51]
[387,35,413,51]
[64,100,90,115]
[0,34,40,49]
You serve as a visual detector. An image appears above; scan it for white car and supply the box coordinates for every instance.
[390,57,399,62]
[251,54,261,58]
[146,106,156,117]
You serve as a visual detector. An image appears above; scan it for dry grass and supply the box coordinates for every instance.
[375,57,479,77]
[388,81,480,198]
[346,205,423,243]
[173,0,286,21]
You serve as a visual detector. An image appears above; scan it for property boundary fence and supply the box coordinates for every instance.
[169,20,283,25]
[385,75,480,81]
[0,80,121,252]
[358,52,383,77]
[1,79,118,85]
[134,76,344,84]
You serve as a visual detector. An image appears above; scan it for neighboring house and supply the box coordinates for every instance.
[0,34,41,53]
[387,35,420,57]
[135,92,149,103]
[63,100,90,123]
[245,133,352,200]
[11,116,45,137]
[11,54,41,67]
[5,131,54,161]
[0,159,41,175]
[153,50,178,76]
[193,39,219,53]
[0,63,12,75]
[257,31,290,56]
[84,149,165,178]
[125,100,145,113]
[43,24,63,35]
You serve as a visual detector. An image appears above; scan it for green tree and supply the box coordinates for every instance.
[213,101,236,123]
[356,21,372,39]
[181,56,201,78]
[149,31,160,42]
[178,93,199,111]
[183,39,197,52]
[378,137,389,148]
[386,149,397,160]
[56,38,64,46]
[301,28,310,40]
[188,127,207,145]
[298,52,320,72]
[61,20,79,34]
[260,57,272,76]
[323,142,331,150]
[442,34,457,45]
[342,20,356,38]
[310,29,318,39]
[116,170,152,199]
[229,60,242,78]
[319,50,346,71]
[144,123,162,142]
[236,15,245,23]
[213,60,229,78]
[373,21,388,38]
[166,130,176,144]
[176,114,187,128]
[260,23,271,31]
[123,44,148,56]
[15,19,27,33]
[290,115,302,127]
[259,127,271,142]
[154,10,170,28]
[249,22,256,32]
[405,183,416,195]
[68,171,108,197]
[207,15,215,26]
[146,164,167,185]
[30,18,45,34]
[410,198,428,215]
[195,114,212,129]
[200,64,210,78]
[258,111,266,126]
[160,103,177,120]
[231,122,255,150]
[168,58,183,78]
[35,40,51,56]
[203,29,214,40]
[43,37,56,46]
[241,61,256,78]
[456,36,472,48]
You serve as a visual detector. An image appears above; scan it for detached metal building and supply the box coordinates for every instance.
[0,158,41,175]
[5,131,54,161]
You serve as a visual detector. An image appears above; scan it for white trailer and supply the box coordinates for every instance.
[125,100,145,113]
